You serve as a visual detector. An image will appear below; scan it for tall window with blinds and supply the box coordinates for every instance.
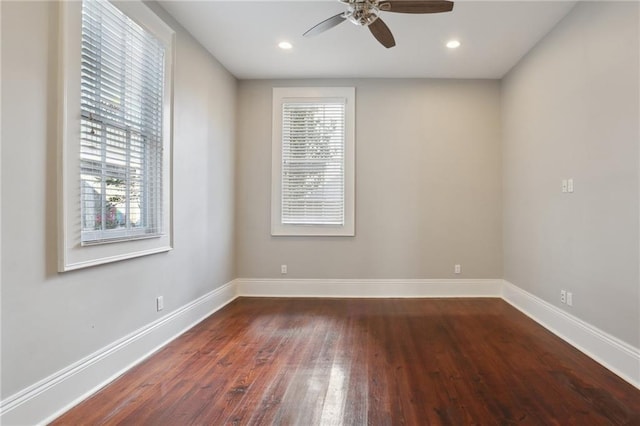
[281,101,345,225]
[59,0,173,271]
[272,88,355,236]
[80,0,165,245]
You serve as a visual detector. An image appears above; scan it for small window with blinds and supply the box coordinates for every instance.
[80,0,164,245]
[272,88,355,236]
[59,0,173,271]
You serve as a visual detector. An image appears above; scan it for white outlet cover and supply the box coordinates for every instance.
[157,296,164,311]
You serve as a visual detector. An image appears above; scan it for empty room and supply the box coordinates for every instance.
[1,0,639,424]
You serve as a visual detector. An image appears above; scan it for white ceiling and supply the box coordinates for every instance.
[158,1,577,79]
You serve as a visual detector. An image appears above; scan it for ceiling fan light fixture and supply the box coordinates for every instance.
[347,1,380,26]
[446,39,461,49]
[278,41,293,50]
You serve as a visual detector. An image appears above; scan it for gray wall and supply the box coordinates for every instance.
[502,1,639,347]
[0,1,237,397]
[236,79,502,279]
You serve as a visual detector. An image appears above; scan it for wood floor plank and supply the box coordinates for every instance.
[51,298,640,425]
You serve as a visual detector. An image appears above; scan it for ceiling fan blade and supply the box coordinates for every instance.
[378,1,454,14]
[369,18,396,48]
[303,13,347,37]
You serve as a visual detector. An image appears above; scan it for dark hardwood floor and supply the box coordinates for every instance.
[52,298,640,425]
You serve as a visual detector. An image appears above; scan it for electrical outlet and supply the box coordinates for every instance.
[157,296,164,312]
[561,179,568,193]
[281,264,287,274]
[560,290,566,304]
[567,178,574,193]
[567,292,573,306]
[454,264,461,274]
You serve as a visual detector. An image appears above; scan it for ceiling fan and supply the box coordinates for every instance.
[303,0,454,48]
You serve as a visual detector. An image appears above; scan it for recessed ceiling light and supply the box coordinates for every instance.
[446,40,461,49]
[278,41,293,50]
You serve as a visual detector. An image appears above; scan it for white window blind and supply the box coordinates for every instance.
[80,0,165,245]
[281,101,346,225]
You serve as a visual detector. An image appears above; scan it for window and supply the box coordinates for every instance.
[59,0,174,271]
[271,87,355,236]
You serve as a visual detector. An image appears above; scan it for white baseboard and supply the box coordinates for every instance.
[0,281,238,426]
[502,280,640,389]
[236,278,503,298]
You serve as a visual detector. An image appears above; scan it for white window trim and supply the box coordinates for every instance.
[58,0,174,271]
[271,87,356,236]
